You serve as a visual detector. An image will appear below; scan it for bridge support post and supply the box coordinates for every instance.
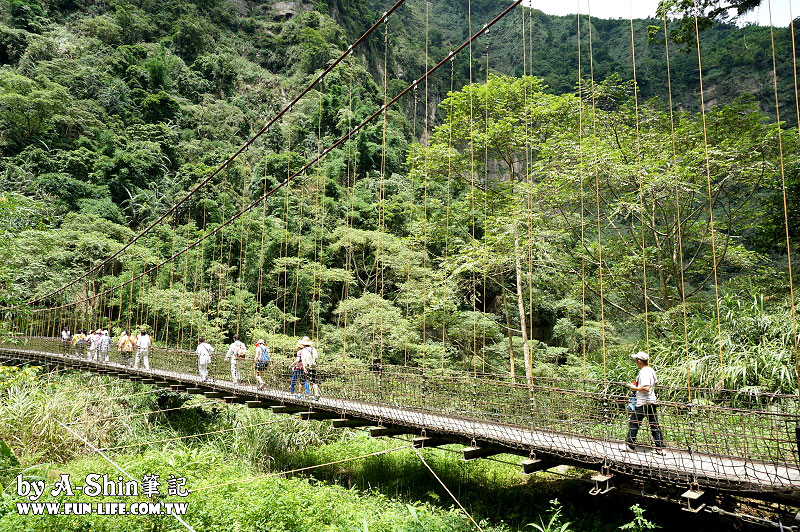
[589,465,614,496]
[412,436,455,449]
[331,417,372,428]
[681,483,705,513]
[520,458,551,475]
[271,404,305,414]
[462,446,503,461]
[369,426,409,438]
[299,411,340,421]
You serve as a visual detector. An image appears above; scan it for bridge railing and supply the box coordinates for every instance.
[9,337,800,478]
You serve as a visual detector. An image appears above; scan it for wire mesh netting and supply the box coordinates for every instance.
[4,337,799,497]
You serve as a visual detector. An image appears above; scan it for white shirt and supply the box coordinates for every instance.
[226,340,246,361]
[87,334,100,349]
[196,342,214,364]
[136,335,152,350]
[99,334,111,350]
[636,365,657,404]
[300,346,318,368]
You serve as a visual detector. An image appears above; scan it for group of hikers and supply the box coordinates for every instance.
[195,334,320,399]
[59,327,321,400]
[58,326,663,448]
[61,327,151,369]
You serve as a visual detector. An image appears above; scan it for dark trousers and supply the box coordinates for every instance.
[626,404,665,448]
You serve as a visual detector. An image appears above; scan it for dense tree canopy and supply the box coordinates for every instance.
[0,0,798,394]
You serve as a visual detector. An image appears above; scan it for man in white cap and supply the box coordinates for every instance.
[624,351,664,454]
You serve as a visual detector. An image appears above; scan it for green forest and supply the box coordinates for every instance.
[1,0,799,529]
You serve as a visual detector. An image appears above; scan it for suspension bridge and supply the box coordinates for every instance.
[3,0,800,518]
[2,337,800,508]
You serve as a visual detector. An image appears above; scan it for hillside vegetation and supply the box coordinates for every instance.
[1,1,798,396]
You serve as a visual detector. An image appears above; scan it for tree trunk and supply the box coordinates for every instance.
[514,221,532,384]
[501,271,516,383]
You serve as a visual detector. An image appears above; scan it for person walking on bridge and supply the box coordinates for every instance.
[224,334,246,385]
[253,338,271,390]
[99,330,111,362]
[85,330,99,361]
[624,351,665,454]
[196,337,214,382]
[118,330,134,366]
[289,340,309,397]
[298,336,320,400]
[71,330,86,356]
[60,327,71,350]
[134,329,151,370]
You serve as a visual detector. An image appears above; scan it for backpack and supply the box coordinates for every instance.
[302,347,317,367]
[75,335,85,347]
[258,345,270,362]
[236,344,248,359]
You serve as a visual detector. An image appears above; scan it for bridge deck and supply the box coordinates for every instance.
[3,345,800,501]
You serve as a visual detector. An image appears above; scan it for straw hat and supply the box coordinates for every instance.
[297,336,313,347]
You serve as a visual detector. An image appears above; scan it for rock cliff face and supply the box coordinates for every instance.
[272,1,310,20]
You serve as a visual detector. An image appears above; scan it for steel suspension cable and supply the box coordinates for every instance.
[442,53,454,371]
[311,88,324,342]
[234,153,256,338]
[577,9,587,382]
[56,419,197,532]
[164,218,178,347]
[783,0,800,397]
[587,1,608,390]
[195,205,208,339]
[179,226,194,348]
[482,25,490,374]
[187,209,204,344]
[691,0,725,386]
[97,416,293,451]
[586,0,612,462]
[342,69,355,365]
[215,170,232,342]
[526,4,535,369]
[661,13,692,400]
[404,81,417,367]
[412,446,484,531]
[291,164,305,338]
[422,0,431,371]
[65,401,219,425]
[281,114,293,336]
[468,0,478,377]
[379,18,389,366]
[150,261,161,343]
[257,141,270,314]
[628,3,650,350]
[189,444,409,493]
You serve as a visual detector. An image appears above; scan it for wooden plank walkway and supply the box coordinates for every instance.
[3,346,800,501]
